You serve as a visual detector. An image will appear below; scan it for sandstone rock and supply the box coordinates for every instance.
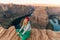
[0,26,60,40]
[31,6,49,29]
[46,7,60,15]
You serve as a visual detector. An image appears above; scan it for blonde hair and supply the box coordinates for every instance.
[22,19,28,26]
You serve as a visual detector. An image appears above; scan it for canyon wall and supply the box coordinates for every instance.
[0,4,60,29]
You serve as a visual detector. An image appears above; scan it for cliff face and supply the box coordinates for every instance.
[0,4,60,29]
[0,4,49,29]
[0,26,60,40]
[47,7,60,15]
[30,6,49,29]
[0,4,34,28]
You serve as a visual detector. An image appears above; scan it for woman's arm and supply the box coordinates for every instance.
[19,25,24,32]
[22,23,31,35]
[22,26,29,35]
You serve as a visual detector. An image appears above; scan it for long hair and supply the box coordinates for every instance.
[22,20,28,26]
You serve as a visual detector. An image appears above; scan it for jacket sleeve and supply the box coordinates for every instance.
[19,25,24,32]
[22,24,31,35]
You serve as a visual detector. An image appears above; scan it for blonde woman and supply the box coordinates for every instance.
[17,17,31,40]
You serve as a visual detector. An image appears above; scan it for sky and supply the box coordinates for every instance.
[0,0,60,5]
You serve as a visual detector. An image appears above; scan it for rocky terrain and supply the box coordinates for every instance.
[0,26,60,40]
[0,4,60,40]
[0,4,60,29]
[30,6,49,29]
[0,4,34,28]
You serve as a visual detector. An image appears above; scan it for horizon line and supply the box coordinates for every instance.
[0,3,60,7]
